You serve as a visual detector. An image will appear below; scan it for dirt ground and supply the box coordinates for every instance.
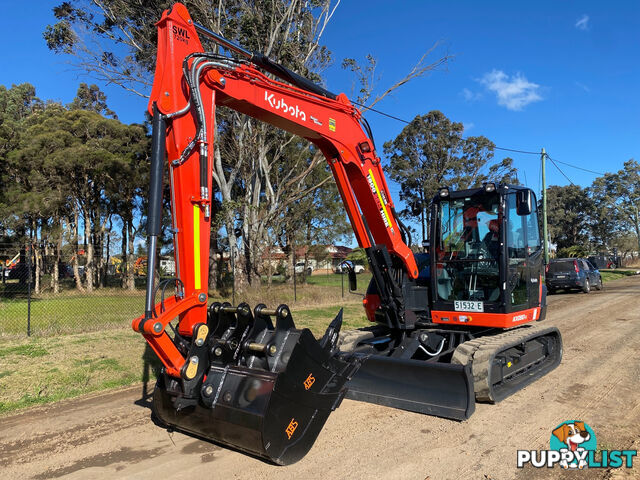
[2,276,639,480]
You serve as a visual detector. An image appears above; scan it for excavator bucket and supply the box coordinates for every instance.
[151,304,360,465]
[343,355,475,420]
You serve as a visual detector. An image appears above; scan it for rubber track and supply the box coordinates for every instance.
[452,325,560,403]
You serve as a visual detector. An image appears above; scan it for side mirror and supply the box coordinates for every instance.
[516,189,532,216]
[348,269,357,292]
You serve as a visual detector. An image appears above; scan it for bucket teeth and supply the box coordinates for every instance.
[153,303,362,465]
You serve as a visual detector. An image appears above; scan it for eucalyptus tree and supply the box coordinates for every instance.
[384,110,517,241]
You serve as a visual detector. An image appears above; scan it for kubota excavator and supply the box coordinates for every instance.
[132,3,562,465]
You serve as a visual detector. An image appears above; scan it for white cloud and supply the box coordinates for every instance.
[575,81,590,92]
[478,70,542,111]
[575,14,589,31]
[461,88,482,102]
[463,122,475,132]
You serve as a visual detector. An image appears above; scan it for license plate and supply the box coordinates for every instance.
[454,300,484,312]
[556,275,566,278]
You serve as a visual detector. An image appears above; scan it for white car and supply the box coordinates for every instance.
[294,262,313,275]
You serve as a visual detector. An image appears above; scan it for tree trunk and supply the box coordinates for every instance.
[126,218,135,290]
[95,227,102,288]
[242,239,261,288]
[71,206,85,292]
[32,219,41,295]
[104,222,111,287]
[121,220,127,288]
[83,203,94,292]
[53,223,62,294]
[633,207,640,253]
[208,225,218,292]
[285,232,295,285]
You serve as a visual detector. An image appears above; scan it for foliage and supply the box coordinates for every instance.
[556,245,589,258]
[540,160,639,256]
[68,83,117,118]
[346,247,367,264]
[0,81,149,293]
[546,185,592,251]
[605,160,640,251]
[383,110,518,240]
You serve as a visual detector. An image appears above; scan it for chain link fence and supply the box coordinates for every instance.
[0,241,364,338]
[0,243,152,337]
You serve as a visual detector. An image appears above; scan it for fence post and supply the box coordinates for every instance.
[27,244,32,337]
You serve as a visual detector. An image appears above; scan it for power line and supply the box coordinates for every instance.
[546,156,605,176]
[546,155,575,186]
[354,103,413,125]
[355,101,541,155]
[493,146,539,155]
[357,101,608,175]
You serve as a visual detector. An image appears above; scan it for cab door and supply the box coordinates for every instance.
[504,193,529,313]
[524,193,543,308]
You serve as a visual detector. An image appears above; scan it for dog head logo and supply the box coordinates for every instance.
[550,420,597,469]
[553,422,590,451]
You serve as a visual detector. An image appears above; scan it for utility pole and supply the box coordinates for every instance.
[541,148,549,265]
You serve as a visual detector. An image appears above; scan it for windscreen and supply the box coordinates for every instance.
[548,260,575,273]
[435,193,501,302]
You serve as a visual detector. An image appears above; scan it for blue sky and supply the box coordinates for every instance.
[1,0,638,198]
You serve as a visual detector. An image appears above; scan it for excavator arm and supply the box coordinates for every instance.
[133,3,423,375]
[132,4,474,465]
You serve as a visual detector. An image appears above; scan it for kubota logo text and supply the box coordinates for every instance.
[265,92,306,121]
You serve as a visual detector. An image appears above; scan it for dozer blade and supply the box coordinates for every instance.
[152,305,360,465]
[343,354,475,421]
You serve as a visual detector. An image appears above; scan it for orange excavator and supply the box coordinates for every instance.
[133,3,562,465]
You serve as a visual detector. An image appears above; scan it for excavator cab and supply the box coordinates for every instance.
[430,184,546,327]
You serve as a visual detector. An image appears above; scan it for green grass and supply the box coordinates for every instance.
[600,269,639,283]
[292,303,369,337]
[0,297,371,415]
[0,343,49,357]
[0,329,152,415]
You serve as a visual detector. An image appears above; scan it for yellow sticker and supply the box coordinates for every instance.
[193,205,201,289]
[329,118,336,132]
[368,169,393,230]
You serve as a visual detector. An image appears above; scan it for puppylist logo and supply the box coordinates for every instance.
[517,420,637,470]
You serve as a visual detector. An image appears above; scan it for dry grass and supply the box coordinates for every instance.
[0,286,371,415]
[0,329,148,414]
